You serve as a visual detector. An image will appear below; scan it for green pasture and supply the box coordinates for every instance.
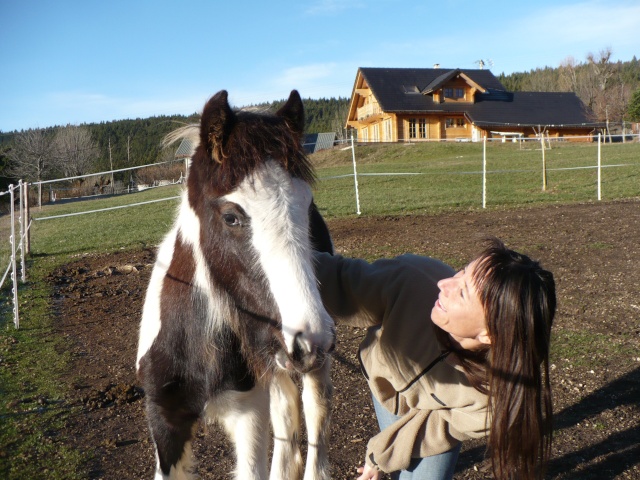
[312,140,640,218]
[6,140,639,258]
[0,140,639,478]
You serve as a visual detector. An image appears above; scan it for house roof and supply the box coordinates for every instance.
[421,68,486,94]
[469,91,598,127]
[356,67,601,128]
[358,67,506,112]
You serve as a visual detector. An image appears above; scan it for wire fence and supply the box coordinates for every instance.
[0,181,30,329]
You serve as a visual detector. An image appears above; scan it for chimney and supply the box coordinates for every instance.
[433,63,440,69]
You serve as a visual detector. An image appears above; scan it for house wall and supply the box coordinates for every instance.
[480,127,594,142]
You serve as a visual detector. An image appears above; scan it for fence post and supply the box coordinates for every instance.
[18,180,25,283]
[482,136,487,209]
[350,134,361,215]
[24,182,31,255]
[597,133,602,201]
[541,134,547,191]
[9,185,20,329]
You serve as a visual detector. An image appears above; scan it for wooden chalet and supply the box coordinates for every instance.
[346,67,601,142]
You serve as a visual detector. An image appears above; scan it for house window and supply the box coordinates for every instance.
[383,119,393,141]
[443,88,454,98]
[419,119,427,138]
[409,118,428,139]
[361,127,368,142]
[373,123,380,142]
[409,118,417,138]
[445,118,455,128]
[456,118,466,127]
[455,88,465,99]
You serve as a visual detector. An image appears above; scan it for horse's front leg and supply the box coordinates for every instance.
[301,358,333,480]
[213,385,271,480]
[269,371,303,480]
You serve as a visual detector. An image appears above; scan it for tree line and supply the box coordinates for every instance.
[0,97,350,190]
[498,49,640,127]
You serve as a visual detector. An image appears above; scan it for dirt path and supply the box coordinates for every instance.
[51,199,640,479]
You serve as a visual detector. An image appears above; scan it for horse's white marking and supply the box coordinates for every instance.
[137,190,230,373]
[206,387,271,480]
[301,362,332,480]
[224,160,333,358]
[175,191,229,335]
[269,372,303,480]
[154,442,196,480]
[137,225,177,371]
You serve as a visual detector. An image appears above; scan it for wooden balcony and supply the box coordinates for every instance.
[357,103,382,122]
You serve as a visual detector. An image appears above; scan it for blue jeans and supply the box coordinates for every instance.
[372,396,461,480]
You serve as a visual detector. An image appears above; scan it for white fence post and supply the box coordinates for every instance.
[9,184,20,329]
[350,134,361,215]
[23,182,31,256]
[597,133,602,201]
[541,134,547,191]
[482,136,487,209]
[18,180,26,283]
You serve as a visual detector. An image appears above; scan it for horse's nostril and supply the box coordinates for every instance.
[292,332,308,362]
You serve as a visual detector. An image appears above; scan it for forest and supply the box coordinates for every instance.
[1,50,640,189]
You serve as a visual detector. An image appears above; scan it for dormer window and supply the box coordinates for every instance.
[443,87,465,99]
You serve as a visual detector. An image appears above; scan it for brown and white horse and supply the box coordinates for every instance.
[136,90,335,479]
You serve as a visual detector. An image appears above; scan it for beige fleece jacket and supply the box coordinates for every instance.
[315,252,489,474]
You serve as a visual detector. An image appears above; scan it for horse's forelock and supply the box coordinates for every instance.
[230,111,315,185]
[185,111,314,196]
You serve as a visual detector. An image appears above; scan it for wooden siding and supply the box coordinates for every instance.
[346,69,598,143]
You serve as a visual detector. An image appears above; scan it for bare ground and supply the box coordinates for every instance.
[48,199,640,479]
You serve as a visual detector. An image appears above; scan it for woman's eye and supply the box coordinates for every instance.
[222,213,240,226]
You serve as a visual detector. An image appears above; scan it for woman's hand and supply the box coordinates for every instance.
[356,464,380,480]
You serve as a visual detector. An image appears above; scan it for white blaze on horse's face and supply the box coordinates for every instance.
[224,159,334,372]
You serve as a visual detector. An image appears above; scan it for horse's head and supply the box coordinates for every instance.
[185,90,335,374]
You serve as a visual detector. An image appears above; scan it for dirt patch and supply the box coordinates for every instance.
[50,199,640,479]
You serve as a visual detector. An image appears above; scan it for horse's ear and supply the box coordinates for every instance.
[200,90,235,163]
[276,90,305,135]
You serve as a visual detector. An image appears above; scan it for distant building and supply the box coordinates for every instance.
[346,67,603,142]
[303,132,337,154]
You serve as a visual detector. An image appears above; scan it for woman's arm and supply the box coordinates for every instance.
[314,252,400,327]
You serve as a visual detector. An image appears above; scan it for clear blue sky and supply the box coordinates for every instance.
[1,0,638,132]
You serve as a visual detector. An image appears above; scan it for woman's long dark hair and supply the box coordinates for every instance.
[442,238,556,479]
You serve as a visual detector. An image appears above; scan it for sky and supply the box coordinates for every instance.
[1,0,639,132]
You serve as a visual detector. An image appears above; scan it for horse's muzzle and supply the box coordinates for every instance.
[276,328,335,374]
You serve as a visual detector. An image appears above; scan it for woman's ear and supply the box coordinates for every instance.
[477,329,492,345]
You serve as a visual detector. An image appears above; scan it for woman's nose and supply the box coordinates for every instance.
[437,277,452,292]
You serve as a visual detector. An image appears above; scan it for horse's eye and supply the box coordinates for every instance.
[222,213,240,226]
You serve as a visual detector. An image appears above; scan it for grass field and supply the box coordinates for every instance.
[2,140,637,259]
[312,140,640,218]
[0,139,639,479]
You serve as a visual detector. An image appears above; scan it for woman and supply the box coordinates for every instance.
[314,238,556,480]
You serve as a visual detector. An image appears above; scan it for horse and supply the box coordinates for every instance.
[136,90,335,480]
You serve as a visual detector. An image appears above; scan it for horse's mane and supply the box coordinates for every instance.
[163,123,199,155]
[163,108,316,188]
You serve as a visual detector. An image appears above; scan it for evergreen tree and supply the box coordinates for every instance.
[627,89,640,122]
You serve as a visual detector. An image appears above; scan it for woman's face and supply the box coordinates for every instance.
[431,258,491,350]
